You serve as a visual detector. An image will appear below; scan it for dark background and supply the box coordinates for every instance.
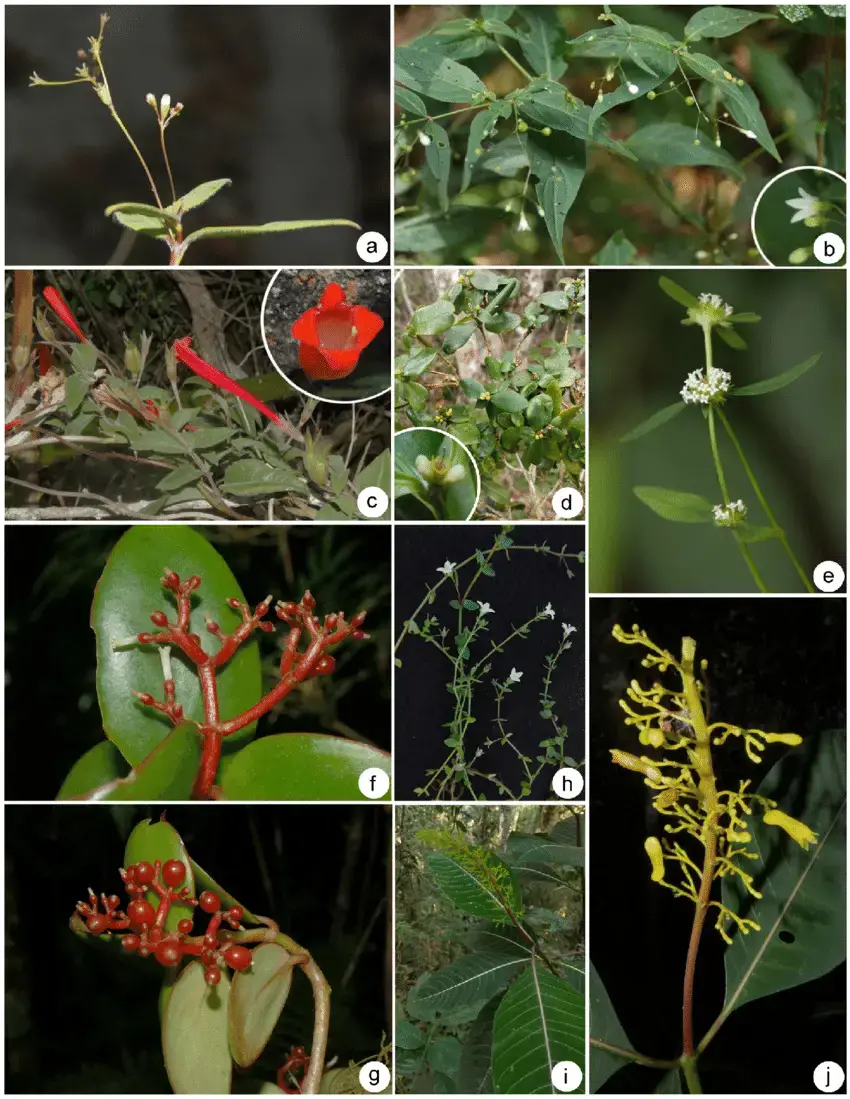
[4,524,391,800]
[5,6,389,265]
[395,524,585,799]
[590,596,846,1094]
[4,803,390,1094]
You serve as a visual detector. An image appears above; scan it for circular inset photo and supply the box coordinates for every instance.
[394,427,480,521]
[262,269,391,402]
[752,167,846,267]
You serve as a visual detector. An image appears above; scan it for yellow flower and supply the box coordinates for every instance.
[609,750,662,782]
[645,837,665,882]
[762,732,803,746]
[763,809,818,850]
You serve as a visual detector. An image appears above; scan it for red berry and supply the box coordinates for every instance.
[107,894,121,909]
[198,890,220,913]
[228,906,244,924]
[121,934,141,952]
[162,860,186,887]
[177,919,194,935]
[138,945,151,958]
[223,945,252,971]
[86,913,109,934]
[128,899,156,927]
[150,611,168,627]
[154,940,183,967]
[201,949,217,965]
[205,966,222,986]
[135,862,155,885]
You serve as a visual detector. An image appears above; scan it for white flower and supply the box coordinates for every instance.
[477,602,495,616]
[627,82,639,94]
[742,129,757,139]
[785,187,823,224]
[145,93,157,108]
[508,668,523,683]
[698,292,734,317]
[517,211,531,232]
[542,602,555,619]
[160,93,171,114]
[436,560,457,576]
[562,623,577,637]
[418,130,432,147]
[713,499,747,526]
[680,366,733,405]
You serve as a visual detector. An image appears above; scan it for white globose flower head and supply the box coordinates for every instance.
[713,499,747,526]
[680,366,733,405]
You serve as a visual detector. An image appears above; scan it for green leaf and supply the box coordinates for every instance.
[124,819,195,930]
[442,321,477,353]
[157,464,204,492]
[131,426,235,453]
[461,379,485,399]
[107,210,173,237]
[395,207,505,253]
[731,352,822,395]
[169,178,231,215]
[64,373,88,416]
[422,840,523,922]
[728,312,761,323]
[749,44,818,160]
[625,123,745,179]
[394,46,490,103]
[589,959,636,1092]
[396,85,428,117]
[396,1020,426,1050]
[457,994,500,1093]
[462,103,511,191]
[504,834,584,868]
[229,943,295,1067]
[411,300,456,336]
[221,458,306,496]
[537,290,572,309]
[657,1068,684,1092]
[104,201,180,231]
[218,734,391,801]
[57,740,126,799]
[492,961,585,1093]
[490,389,528,413]
[526,393,554,429]
[723,728,846,1014]
[181,220,360,249]
[588,56,678,129]
[189,857,260,925]
[163,961,232,1095]
[717,326,748,350]
[658,276,699,309]
[526,129,587,262]
[355,449,390,497]
[92,526,261,765]
[633,485,714,522]
[429,1035,463,1080]
[680,51,779,161]
[620,400,686,441]
[733,522,782,543]
[593,230,638,265]
[424,121,451,212]
[407,951,528,1023]
[399,381,429,411]
[516,7,568,79]
[401,348,438,376]
[69,343,100,377]
[685,6,774,40]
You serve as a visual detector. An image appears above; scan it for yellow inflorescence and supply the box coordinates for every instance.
[610,624,817,944]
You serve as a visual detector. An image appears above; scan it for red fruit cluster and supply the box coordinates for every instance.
[75,859,251,985]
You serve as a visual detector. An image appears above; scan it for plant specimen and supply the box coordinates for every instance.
[394,5,844,265]
[396,270,585,520]
[55,525,389,801]
[395,428,479,520]
[71,816,388,1094]
[591,623,846,1094]
[29,15,360,266]
[395,528,584,799]
[397,808,585,1094]
[621,277,824,592]
[5,275,390,521]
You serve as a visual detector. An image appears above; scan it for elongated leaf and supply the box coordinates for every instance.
[221,459,305,496]
[411,299,456,336]
[734,522,781,543]
[505,834,584,868]
[685,6,774,40]
[57,740,126,799]
[93,526,261,766]
[108,210,173,237]
[490,389,528,413]
[189,858,260,925]
[396,86,427,117]
[424,121,451,212]
[731,352,821,395]
[633,485,714,522]
[593,230,638,265]
[657,1068,684,1092]
[442,321,477,353]
[407,951,528,1022]
[620,401,686,443]
[658,276,699,309]
[395,207,505,253]
[589,56,677,129]
[182,220,360,249]
[516,7,568,79]
[626,123,745,178]
[492,960,585,1093]
[421,835,523,922]
[395,46,490,103]
[124,819,196,930]
[681,51,780,160]
[717,326,748,350]
[217,734,391,801]
[526,129,586,261]
[229,943,295,1067]
[163,960,232,1094]
[169,178,231,215]
[722,728,846,1014]
[59,722,201,801]
[457,994,501,1093]
[589,959,636,1093]
[105,201,180,230]
[462,102,511,191]
[749,44,818,160]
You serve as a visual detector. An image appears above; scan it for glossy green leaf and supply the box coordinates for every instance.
[407,951,527,1022]
[394,46,490,103]
[221,459,305,496]
[169,178,231,215]
[685,6,774,40]
[410,299,456,336]
[589,959,636,1092]
[424,121,451,212]
[218,734,391,801]
[526,129,586,263]
[492,961,585,1093]
[189,856,260,924]
[593,231,638,265]
[680,51,780,160]
[105,201,180,230]
[625,123,745,179]
[731,352,822,395]
[723,728,846,1014]
[658,277,699,309]
[59,722,201,801]
[457,994,500,1093]
[124,818,196,930]
[93,525,261,765]
[490,389,528,413]
[163,960,232,1094]
[634,485,714,522]
[229,943,295,1067]
[57,740,126,799]
[181,220,360,250]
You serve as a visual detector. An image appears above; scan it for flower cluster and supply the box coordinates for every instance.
[74,859,252,985]
[610,623,816,943]
[680,366,733,405]
[683,293,735,333]
[713,499,747,526]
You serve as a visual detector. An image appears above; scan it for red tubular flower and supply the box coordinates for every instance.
[43,286,87,343]
[173,337,301,439]
[290,283,384,382]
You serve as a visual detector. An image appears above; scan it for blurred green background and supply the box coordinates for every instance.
[588,268,845,592]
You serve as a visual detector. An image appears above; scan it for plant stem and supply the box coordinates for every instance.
[588,1038,679,1071]
[494,41,533,81]
[716,408,814,592]
[159,123,178,205]
[817,18,834,168]
[682,1055,703,1094]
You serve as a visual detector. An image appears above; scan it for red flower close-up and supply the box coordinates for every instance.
[291,283,384,382]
